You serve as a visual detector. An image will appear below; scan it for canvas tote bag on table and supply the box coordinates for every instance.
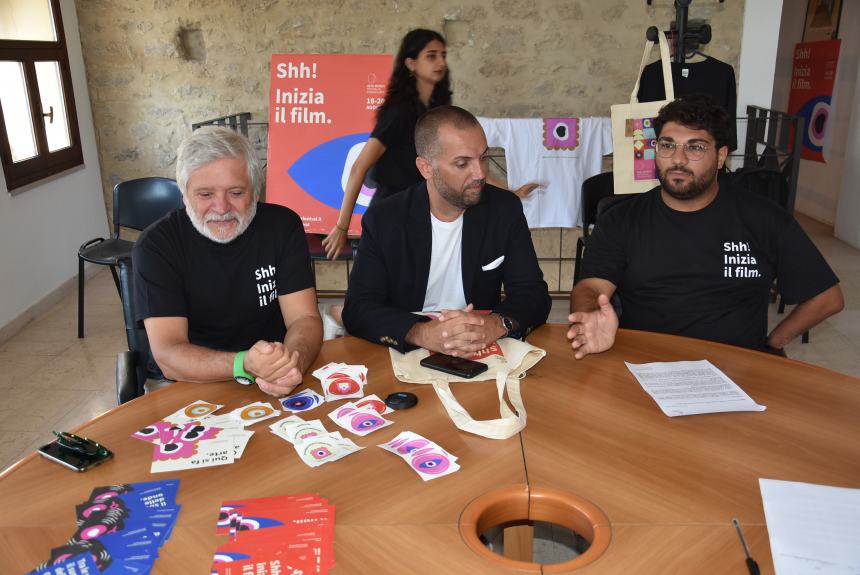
[389,338,545,440]
[611,29,675,194]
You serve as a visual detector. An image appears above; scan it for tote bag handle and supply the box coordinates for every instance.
[629,28,674,105]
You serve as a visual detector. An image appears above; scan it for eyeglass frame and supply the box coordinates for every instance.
[654,138,713,161]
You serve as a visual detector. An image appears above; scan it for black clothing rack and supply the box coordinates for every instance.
[646,0,725,64]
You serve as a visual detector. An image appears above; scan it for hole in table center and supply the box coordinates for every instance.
[480,519,590,563]
[459,485,610,572]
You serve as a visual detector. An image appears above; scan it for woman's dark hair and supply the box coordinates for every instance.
[378,28,452,118]
[653,93,731,150]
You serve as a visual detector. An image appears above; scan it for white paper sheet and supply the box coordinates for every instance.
[760,478,860,575]
[624,360,766,416]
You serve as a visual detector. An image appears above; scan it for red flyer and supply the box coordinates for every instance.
[267,54,392,234]
[787,40,841,163]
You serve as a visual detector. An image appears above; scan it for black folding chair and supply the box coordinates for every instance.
[573,172,614,285]
[78,177,183,338]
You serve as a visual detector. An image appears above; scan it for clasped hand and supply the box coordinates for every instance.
[244,341,304,396]
[419,304,505,356]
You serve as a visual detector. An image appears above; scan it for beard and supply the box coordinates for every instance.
[186,201,257,244]
[657,163,717,201]
[432,169,484,210]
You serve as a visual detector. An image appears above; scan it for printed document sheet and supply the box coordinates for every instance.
[760,478,860,575]
[624,360,766,416]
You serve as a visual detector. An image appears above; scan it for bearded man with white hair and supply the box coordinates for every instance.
[132,126,322,396]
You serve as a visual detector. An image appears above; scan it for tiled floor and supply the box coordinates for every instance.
[1,214,857,473]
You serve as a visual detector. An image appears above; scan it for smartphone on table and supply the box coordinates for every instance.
[37,431,113,472]
[420,353,489,379]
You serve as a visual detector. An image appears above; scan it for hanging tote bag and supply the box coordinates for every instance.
[389,338,545,440]
[610,29,675,194]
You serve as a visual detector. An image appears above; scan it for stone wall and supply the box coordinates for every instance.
[75,0,746,292]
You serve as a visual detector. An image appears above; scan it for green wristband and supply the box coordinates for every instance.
[233,351,255,385]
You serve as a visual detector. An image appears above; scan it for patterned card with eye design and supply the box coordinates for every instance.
[378,431,461,481]
[327,404,394,437]
[210,492,335,575]
[279,389,325,413]
[313,362,368,401]
[27,480,182,575]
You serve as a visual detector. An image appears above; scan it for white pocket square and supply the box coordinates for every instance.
[481,255,505,271]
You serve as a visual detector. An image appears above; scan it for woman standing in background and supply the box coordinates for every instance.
[322,28,535,260]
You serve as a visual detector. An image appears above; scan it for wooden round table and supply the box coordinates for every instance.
[2,325,858,574]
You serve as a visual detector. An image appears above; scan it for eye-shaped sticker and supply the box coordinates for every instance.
[183,402,219,418]
[301,442,336,462]
[239,405,275,421]
[348,411,385,432]
[326,374,360,395]
[396,438,430,455]
[409,448,451,475]
[281,392,322,412]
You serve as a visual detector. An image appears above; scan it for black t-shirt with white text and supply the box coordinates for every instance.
[133,203,314,351]
[581,184,838,349]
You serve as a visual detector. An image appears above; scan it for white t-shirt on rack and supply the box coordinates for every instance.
[422,212,467,313]
[478,116,613,228]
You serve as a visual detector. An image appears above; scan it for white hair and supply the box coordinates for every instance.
[176,125,262,200]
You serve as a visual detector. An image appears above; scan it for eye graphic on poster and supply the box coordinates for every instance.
[788,40,840,163]
[267,54,393,234]
[288,133,375,214]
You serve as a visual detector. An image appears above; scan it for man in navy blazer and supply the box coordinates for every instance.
[343,106,551,355]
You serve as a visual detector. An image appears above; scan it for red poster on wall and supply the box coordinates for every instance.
[266,54,392,234]
[787,40,841,163]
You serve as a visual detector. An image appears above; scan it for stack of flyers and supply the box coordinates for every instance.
[326,402,394,436]
[211,494,335,575]
[312,362,367,401]
[279,389,325,414]
[131,400,260,473]
[269,415,362,467]
[26,480,181,575]
[378,431,461,481]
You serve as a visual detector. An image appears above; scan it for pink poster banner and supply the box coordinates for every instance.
[266,54,393,234]
[787,40,841,163]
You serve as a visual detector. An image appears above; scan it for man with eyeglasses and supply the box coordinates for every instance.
[567,94,843,357]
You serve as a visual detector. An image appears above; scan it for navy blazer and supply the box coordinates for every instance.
[342,181,551,352]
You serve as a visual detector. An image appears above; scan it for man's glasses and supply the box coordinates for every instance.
[655,139,710,161]
[53,431,110,457]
